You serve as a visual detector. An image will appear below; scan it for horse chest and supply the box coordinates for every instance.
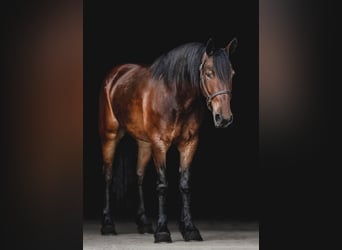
[168,113,200,143]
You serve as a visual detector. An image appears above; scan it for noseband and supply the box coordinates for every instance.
[199,61,231,111]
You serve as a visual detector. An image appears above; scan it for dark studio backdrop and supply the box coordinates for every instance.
[84,0,259,222]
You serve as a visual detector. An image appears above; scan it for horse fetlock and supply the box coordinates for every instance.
[179,219,195,230]
[102,207,111,215]
[156,221,169,232]
[101,214,116,235]
[136,210,150,225]
[102,212,113,224]
[136,213,154,234]
[137,206,145,215]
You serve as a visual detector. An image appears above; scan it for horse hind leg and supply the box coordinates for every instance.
[136,140,154,234]
[99,81,125,235]
[100,129,124,235]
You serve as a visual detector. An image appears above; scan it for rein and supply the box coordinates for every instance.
[199,61,231,112]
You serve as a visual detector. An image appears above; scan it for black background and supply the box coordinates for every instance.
[84,0,259,222]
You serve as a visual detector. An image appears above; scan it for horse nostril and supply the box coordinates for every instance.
[221,115,233,127]
[215,114,222,123]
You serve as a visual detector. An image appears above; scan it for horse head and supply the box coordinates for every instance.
[200,38,238,128]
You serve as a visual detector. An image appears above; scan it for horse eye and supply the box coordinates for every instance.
[205,71,213,78]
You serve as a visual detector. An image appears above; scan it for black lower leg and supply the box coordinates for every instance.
[101,168,116,235]
[136,176,153,234]
[154,167,172,243]
[137,176,146,216]
[179,168,202,241]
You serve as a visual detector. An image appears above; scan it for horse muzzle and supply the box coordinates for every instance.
[213,113,233,128]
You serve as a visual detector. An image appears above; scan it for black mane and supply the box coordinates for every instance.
[150,42,232,91]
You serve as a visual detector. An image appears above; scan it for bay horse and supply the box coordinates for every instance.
[98,38,238,243]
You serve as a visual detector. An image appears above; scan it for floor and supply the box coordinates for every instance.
[83,220,259,250]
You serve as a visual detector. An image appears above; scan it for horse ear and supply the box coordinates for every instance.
[205,38,215,56]
[225,37,238,54]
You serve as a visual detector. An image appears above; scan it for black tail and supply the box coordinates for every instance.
[112,135,137,202]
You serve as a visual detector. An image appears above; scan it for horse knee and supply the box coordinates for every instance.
[156,169,168,192]
[179,168,190,192]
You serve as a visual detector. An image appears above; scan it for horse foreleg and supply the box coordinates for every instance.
[178,135,203,241]
[136,140,154,234]
[152,142,172,243]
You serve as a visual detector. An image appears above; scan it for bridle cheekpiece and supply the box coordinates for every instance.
[199,60,231,111]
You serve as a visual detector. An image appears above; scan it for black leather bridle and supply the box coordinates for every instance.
[199,61,231,111]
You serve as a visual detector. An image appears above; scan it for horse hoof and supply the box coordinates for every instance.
[181,229,203,241]
[101,224,117,235]
[137,223,154,234]
[154,232,172,243]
